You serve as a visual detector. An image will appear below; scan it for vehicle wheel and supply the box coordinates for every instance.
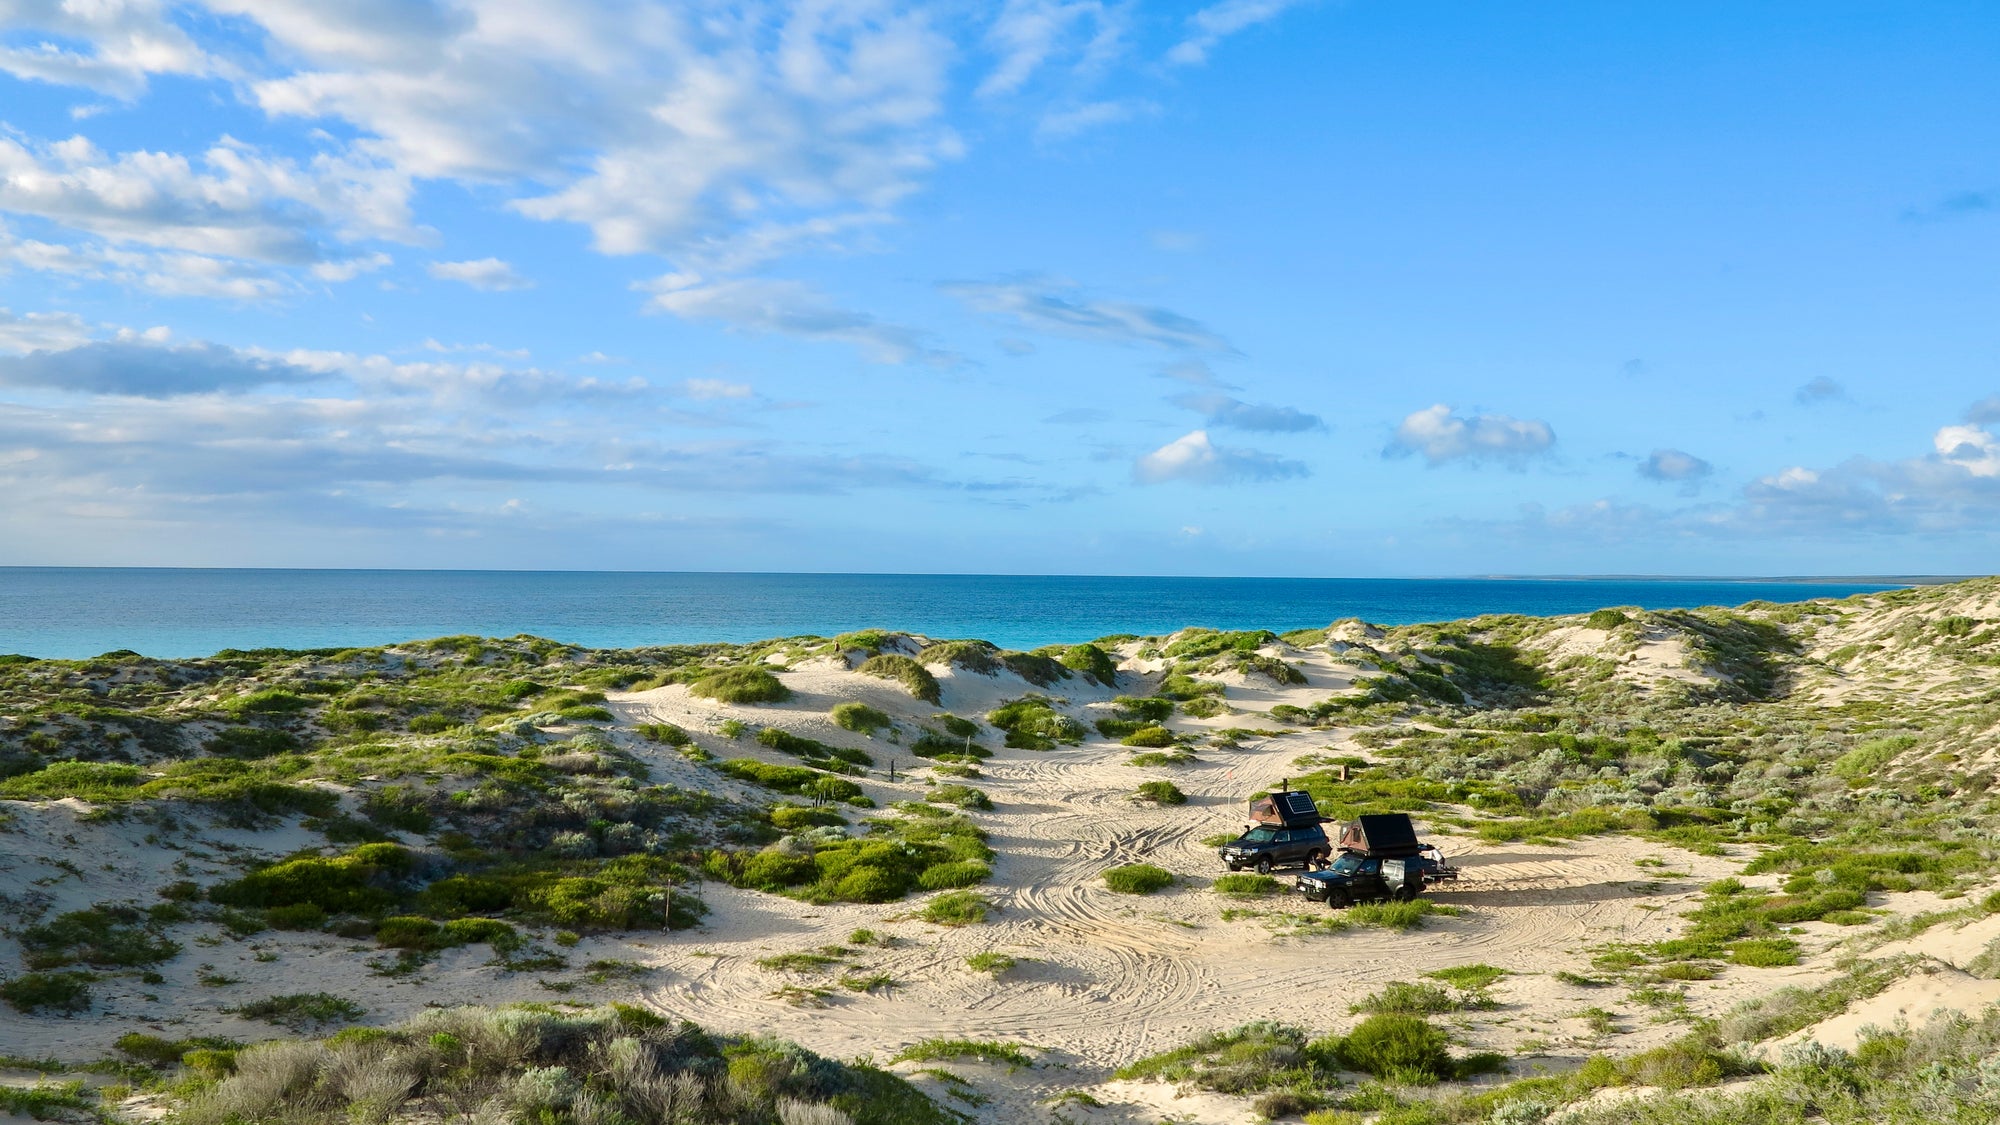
[1255,857,1273,875]
[1328,892,1349,910]
[1396,886,1418,902]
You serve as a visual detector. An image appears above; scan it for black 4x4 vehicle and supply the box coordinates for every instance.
[1219,824,1330,873]
[1293,851,1450,906]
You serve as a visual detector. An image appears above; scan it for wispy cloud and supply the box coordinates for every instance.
[943,277,1235,352]
[1795,376,1848,405]
[1385,404,1555,468]
[1171,392,1323,433]
[0,340,320,397]
[1135,429,1308,484]
[640,275,958,367]
[1167,0,1316,67]
[429,258,532,291]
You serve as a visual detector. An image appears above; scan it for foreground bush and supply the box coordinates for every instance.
[689,666,792,704]
[1135,780,1187,804]
[985,697,1086,750]
[169,1004,956,1125]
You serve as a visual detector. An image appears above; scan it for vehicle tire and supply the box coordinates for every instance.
[1255,857,1273,875]
[1396,885,1418,902]
[1327,891,1349,910]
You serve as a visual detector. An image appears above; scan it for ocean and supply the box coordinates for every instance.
[0,568,1907,661]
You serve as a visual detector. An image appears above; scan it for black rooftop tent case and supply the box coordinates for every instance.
[1249,789,1323,827]
[1337,813,1422,858]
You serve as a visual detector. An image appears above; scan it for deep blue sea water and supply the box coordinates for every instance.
[0,568,1909,660]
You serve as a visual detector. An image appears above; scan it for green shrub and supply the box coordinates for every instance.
[1103,864,1175,894]
[1135,780,1186,804]
[965,952,1018,976]
[1425,964,1509,991]
[1060,644,1119,686]
[1585,608,1631,630]
[207,726,302,758]
[1120,725,1175,748]
[1333,1013,1451,1083]
[1832,736,1917,780]
[919,640,1002,674]
[832,702,893,733]
[234,992,365,1028]
[0,971,93,1015]
[208,843,414,915]
[890,1038,1034,1069]
[1213,874,1281,897]
[229,689,313,716]
[19,906,179,969]
[1351,982,1466,1015]
[716,759,863,800]
[917,861,990,890]
[637,722,691,746]
[986,697,1086,750]
[1115,695,1175,722]
[920,892,991,926]
[1730,939,1801,967]
[1345,899,1456,930]
[0,761,143,801]
[756,726,873,767]
[770,804,845,830]
[689,666,791,704]
[115,1032,240,1067]
[859,654,941,704]
[926,783,992,810]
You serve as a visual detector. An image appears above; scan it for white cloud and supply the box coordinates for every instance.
[312,251,392,282]
[639,274,955,366]
[1935,424,2000,478]
[1964,394,2000,426]
[1134,429,1308,485]
[1035,98,1155,141]
[1386,403,1556,467]
[0,307,92,353]
[428,257,532,291]
[0,0,216,97]
[0,339,320,397]
[1638,448,1714,483]
[677,378,754,400]
[0,133,413,262]
[1172,392,1322,433]
[943,277,1234,352]
[979,0,1126,98]
[1167,0,1314,67]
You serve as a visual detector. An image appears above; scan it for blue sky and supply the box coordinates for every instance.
[0,1,1996,576]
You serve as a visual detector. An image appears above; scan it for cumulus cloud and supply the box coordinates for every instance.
[1172,392,1323,433]
[943,278,1234,352]
[1385,404,1556,467]
[639,275,956,367]
[0,0,216,97]
[1795,376,1848,405]
[0,307,93,353]
[1167,0,1314,67]
[1638,448,1714,483]
[0,340,320,397]
[429,258,532,291]
[1134,429,1308,485]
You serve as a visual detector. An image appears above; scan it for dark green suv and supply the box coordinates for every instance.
[1219,824,1330,873]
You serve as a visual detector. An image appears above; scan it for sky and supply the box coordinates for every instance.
[0,0,1996,577]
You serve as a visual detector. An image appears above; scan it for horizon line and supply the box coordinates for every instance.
[0,565,1970,584]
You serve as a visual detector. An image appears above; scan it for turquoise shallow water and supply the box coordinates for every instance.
[0,568,1901,660]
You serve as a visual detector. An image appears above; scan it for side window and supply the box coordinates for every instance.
[1274,830,1292,843]
[1359,859,1380,874]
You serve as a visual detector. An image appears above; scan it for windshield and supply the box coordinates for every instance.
[1241,827,1278,843]
[1328,854,1364,874]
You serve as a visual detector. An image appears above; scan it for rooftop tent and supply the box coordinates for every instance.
[1249,789,1322,827]
[1337,813,1422,858]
